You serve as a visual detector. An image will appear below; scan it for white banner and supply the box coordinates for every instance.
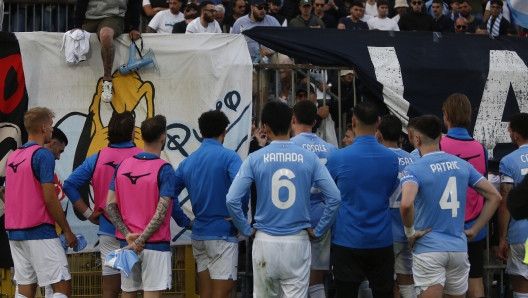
[15,32,253,251]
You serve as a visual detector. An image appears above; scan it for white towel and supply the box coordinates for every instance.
[60,30,91,65]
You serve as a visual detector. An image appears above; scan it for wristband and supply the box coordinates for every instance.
[82,208,93,219]
[404,226,415,237]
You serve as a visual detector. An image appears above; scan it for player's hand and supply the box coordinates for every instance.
[492,245,499,260]
[498,239,509,262]
[260,48,272,57]
[123,240,144,254]
[188,219,194,231]
[255,127,268,147]
[407,228,432,252]
[88,211,103,225]
[307,228,317,242]
[129,30,141,41]
[125,233,141,245]
[318,106,329,119]
[463,228,477,242]
[250,228,257,240]
[64,230,79,248]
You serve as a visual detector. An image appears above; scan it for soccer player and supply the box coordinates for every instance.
[63,111,142,298]
[400,115,501,298]
[375,115,416,298]
[407,117,421,159]
[327,101,399,298]
[440,94,488,298]
[44,128,68,160]
[226,101,341,298]
[173,110,245,298]
[290,100,337,298]
[342,123,356,147]
[498,113,528,298]
[5,107,78,298]
[105,115,190,298]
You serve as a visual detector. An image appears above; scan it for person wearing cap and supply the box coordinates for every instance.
[185,0,222,33]
[392,0,408,23]
[367,0,399,30]
[289,0,326,27]
[397,0,434,31]
[172,3,200,33]
[337,0,369,29]
[267,0,288,26]
[312,0,337,28]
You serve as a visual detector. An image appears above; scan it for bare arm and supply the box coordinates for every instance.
[106,190,131,237]
[135,196,171,245]
[498,182,513,261]
[142,4,166,17]
[464,179,502,240]
[72,200,103,225]
[400,182,418,228]
[42,183,78,247]
[337,23,346,29]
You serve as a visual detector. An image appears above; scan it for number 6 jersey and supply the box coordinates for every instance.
[401,151,484,254]
[226,140,341,238]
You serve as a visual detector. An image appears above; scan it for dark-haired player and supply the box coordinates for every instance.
[173,110,246,298]
[64,111,142,298]
[226,101,340,298]
[376,115,416,298]
[400,115,500,298]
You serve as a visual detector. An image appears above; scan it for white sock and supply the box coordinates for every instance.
[17,294,27,298]
[44,285,53,298]
[15,284,19,297]
[53,293,68,298]
[358,281,373,298]
[399,284,416,298]
[309,284,326,298]
[513,292,528,298]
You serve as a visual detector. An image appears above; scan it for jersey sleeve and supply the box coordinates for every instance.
[158,164,176,198]
[215,21,222,33]
[185,22,195,33]
[499,158,515,184]
[226,158,254,237]
[33,148,56,184]
[400,165,419,187]
[63,153,98,204]
[325,150,340,181]
[466,162,485,188]
[148,13,161,30]
[312,156,341,238]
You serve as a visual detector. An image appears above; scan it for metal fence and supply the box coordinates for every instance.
[1,0,75,32]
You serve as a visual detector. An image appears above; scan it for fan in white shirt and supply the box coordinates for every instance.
[186,0,222,33]
[147,0,184,33]
[367,0,400,30]
[365,0,378,16]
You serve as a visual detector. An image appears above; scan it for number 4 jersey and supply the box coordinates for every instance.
[226,141,341,238]
[401,151,484,254]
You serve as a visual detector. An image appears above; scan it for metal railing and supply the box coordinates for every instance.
[2,0,75,32]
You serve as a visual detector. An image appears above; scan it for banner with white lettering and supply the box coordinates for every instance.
[242,28,528,158]
[9,32,252,251]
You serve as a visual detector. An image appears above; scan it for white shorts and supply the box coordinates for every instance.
[191,239,238,280]
[253,230,310,298]
[311,230,330,271]
[413,252,469,296]
[10,239,71,286]
[506,243,528,279]
[99,235,121,276]
[393,242,413,275]
[121,249,172,292]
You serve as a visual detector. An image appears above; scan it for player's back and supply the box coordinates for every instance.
[499,144,528,244]
[403,151,483,254]
[291,133,337,228]
[250,140,321,236]
[388,148,416,242]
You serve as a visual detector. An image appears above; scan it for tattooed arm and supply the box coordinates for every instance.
[497,182,514,261]
[135,196,171,245]
[106,190,131,237]
[464,178,502,241]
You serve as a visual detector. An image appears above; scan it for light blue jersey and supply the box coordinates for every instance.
[499,144,528,244]
[388,148,416,243]
[291,132,338,228]
[401,151,484,254]
[226,141,341,238]
[411,148,421,159]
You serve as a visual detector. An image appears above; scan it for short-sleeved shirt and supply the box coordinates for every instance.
[499,144,528,244]
[185,17,221,33]
[367,17,400,31]
[401,151,484,254]
[148,10,184,33]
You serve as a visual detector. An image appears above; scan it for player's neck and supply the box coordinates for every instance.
[293,125,312,136]
[27,135,46,146]
[516,139,528,148]
[143,144,162,157]
[418,144,440,156]
[269,132,291,141]
[381,140,398,149]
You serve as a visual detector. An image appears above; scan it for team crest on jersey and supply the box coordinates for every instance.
[122,172,151,185]
[7,158,25,173]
